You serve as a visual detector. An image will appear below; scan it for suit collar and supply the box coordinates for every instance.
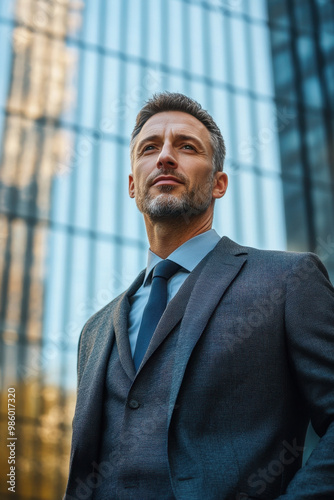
[216,235,249,256]
[143,229,221,284]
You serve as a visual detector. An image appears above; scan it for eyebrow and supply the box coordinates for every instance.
[176,134,204,148]
[136,135,161,153]
[136,133,205,153]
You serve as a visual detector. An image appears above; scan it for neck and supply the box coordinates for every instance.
[144,210,213,259]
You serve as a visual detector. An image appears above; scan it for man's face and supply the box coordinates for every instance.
[129,111,223,221]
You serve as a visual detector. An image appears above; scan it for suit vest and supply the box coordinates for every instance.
[92,321,180,499]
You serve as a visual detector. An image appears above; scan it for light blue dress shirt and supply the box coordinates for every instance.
[128,229,221,356]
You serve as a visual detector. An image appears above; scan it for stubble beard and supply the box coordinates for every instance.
[135,173,215,221]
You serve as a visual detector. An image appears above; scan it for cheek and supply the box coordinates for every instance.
[134,171,150,192]
[191,166,213,186]
[134,161,154,180]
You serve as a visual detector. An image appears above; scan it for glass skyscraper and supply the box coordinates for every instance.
[268,0,334,278]
[0,0,332,497]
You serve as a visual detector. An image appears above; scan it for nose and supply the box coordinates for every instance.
[156,143,177,169]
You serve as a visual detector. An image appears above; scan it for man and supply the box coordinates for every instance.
[65,92,334,500]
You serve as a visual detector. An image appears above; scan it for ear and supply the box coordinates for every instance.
[212,172,228,199]
[129,173,135,198]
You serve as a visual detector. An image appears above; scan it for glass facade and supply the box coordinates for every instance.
[268,0,334,280]
[0,0,332,498]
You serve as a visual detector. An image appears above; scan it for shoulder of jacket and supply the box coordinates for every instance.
[221,237,323,271]
[83,294,121,330]
[224,236,318,262]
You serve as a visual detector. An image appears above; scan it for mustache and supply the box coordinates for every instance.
[147,170,188,186]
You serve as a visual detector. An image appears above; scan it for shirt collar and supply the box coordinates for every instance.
[143,229,221,285]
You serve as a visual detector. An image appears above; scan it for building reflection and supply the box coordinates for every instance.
[0,0,82,497]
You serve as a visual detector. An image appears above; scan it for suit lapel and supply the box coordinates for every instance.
[113,270,145,380]
[167,236,248,424]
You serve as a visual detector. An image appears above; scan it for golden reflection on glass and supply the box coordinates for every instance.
[5,219,27,334]
[0,0,83,497]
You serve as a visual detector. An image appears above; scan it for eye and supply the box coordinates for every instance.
[143,145,156,152]
[182,144,195,150]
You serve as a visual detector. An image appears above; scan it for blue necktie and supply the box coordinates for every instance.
[133,259,182,371]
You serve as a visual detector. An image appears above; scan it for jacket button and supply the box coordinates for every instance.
[128,399,140,409]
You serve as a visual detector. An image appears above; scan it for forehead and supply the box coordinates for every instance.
[137,111,211,141]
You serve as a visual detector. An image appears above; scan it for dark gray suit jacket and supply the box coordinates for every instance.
[65,237,334,499]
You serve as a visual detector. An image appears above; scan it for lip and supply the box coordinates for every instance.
[151,176,184,187]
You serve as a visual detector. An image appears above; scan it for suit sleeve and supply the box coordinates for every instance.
[277,253,334,499]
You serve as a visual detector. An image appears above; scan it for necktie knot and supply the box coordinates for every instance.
[152,259,182,281]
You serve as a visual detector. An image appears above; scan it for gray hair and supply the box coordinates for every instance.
[130,92,226,172]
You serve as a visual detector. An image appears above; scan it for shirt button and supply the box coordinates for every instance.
[128,399,140,409]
